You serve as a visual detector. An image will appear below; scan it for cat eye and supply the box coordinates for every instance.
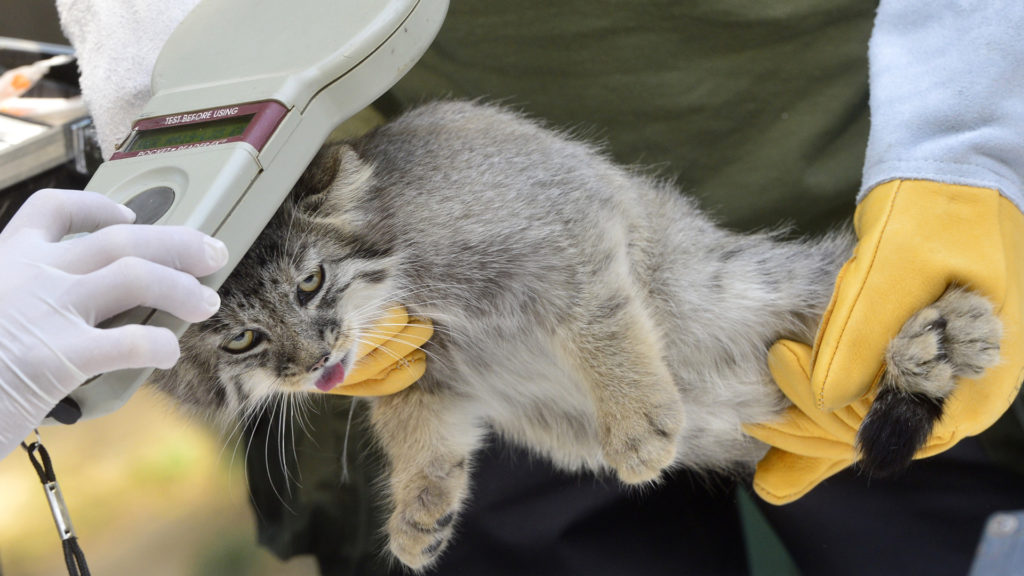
[222,330,262,354]
[297,265,325,306]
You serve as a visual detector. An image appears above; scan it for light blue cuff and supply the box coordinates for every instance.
[861,0,1024,211]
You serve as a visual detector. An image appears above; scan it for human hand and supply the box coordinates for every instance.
[747,180,1024,504]
[0,189,229,456]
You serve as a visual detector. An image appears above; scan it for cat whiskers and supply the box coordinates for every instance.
[349,336,419,365]
[281,393,303,490]
[348,282,465,321]
[291,390,321,446]
[282,206,308,270]
[349,290,465,336]
[220,380,318,514]
[227,392,296,515]
[340,398,358,484]
[257,393,301,512]
[348,322,455,364]
[218,383,265,468]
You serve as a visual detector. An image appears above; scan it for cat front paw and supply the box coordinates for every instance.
[387,460,468,570]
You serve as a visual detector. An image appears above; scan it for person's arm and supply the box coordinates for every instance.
[0,189,228,458]
[749,0,1024,504]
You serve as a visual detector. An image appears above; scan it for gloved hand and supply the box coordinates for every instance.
[745,340,866,504]
[0,189,228,458]
[325,305,433,397]
[746,180,1024,504]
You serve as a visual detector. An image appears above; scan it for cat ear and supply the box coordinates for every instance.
[293,143,375,217]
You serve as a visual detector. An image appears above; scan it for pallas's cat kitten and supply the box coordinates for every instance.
[152,101,1000,570]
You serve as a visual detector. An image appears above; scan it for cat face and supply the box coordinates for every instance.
[152,144,395,417]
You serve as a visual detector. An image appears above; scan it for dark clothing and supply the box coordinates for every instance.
[251,401,1024,576]
[411,441,748,576]
[250,400,750,576]
[381,0,876,234]
[760,431,1024,576]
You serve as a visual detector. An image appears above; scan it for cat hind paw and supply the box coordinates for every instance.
[857,287,1001,476]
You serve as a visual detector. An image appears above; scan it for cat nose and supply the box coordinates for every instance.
[309,355,331,373]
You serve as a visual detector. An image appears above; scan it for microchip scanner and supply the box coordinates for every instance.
[45,0,448,424]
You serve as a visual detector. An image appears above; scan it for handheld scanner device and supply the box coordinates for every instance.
[44,0,448,425]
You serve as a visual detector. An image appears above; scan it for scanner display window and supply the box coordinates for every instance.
[126,114,254,152]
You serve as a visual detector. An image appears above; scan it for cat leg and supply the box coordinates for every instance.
[567,293,685,485]
[370,384,482,571]
[857,286,1001,475]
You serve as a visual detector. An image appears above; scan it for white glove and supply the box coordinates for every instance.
[0,189,228,457]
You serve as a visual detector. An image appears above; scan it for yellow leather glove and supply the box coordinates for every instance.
[324,305,433,397]
[746,180,1024,505]
[745,340,866,504]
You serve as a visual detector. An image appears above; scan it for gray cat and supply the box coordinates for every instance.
[152,101,1001,570]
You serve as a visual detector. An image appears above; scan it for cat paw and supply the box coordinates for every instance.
[858,287,1001,476]
[387,461,467,570]
[928,287,1002,379]
[601,398,683,485]
[885,288,1001,396]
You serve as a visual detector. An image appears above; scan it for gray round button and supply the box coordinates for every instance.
[123,186,175,224]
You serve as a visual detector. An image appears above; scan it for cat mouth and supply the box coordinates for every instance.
[314,362,347,392]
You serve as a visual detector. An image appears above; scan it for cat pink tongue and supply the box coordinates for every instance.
[315,363,346,392]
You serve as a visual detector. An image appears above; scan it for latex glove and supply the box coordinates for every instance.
[325,305,433,397]
[0,189,228,457]
[746,180,1024,504]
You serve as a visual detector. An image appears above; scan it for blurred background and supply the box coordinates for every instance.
[0,387,320,576]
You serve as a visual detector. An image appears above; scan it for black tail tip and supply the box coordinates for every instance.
[856,386,945,477]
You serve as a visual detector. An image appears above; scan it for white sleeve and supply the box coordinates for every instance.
[861,0,1024,211]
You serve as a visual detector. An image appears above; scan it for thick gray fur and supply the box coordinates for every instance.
[151,101,1000,570]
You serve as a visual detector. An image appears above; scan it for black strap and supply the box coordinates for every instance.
[22,435,91,576]
[62,539,90,576]
[23,440,54,483]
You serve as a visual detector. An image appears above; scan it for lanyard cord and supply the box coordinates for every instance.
[21,433,91,576]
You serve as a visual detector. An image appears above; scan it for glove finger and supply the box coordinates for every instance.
[67,325,181,376]
[332,350,427,397]
[71,257,221,324]
[835,399,870,430]
[767,340,858,441]
[2,189,133,241]
[61,225,228,277]
[752,448,853,505]
[744,415,856,459]
[377,317,433,354]
[349,317,433,382]
[917,431,960,459]
[767,340,815,408]
[355,305,410,358]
